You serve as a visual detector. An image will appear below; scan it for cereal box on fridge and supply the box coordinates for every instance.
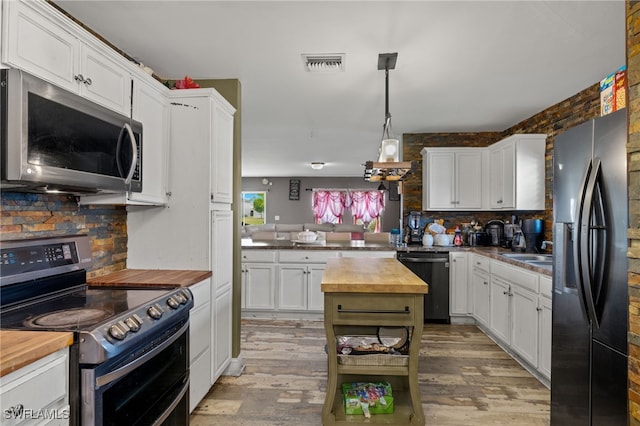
[601,66,626,116]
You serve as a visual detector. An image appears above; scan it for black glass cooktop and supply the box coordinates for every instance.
[0,287,171,332]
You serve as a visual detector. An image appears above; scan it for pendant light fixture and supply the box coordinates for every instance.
[378,52,399,163]
[363,52,416,182]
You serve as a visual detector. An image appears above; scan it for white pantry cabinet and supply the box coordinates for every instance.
[0,348,70,426]
[488,134,547,210]
[421,148,484,210]
[126,87,235,392]
[2,0,132,115]
[211,210,233,380]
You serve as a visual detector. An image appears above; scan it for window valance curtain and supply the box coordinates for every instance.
[312,190,349,224]
[312,190,385,229]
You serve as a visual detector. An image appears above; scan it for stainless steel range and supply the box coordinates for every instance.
[0,235,193,425]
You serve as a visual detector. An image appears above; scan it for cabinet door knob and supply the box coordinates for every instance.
[74,74,85,83]
[536,307,542,312]
[84,77,92,86]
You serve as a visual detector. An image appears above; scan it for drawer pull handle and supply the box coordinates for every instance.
[337,305,410,314]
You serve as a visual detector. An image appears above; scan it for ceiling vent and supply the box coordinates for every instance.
[302,53,345,72]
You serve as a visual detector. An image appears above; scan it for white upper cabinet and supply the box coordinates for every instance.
[210,99,235,204]
[488,134,547,210]
[2,0,132,115]
[80,75,170,206]
[421,148,484,210]
[127,75,170,205]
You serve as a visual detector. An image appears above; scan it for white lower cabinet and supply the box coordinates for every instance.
[244,249,379,317]
[510,284,539,367]
[242,263,277,310]
[277,263,326,311]
[188,278,212,413]
[471,255,551,386]
[213,286,232,379]
[471,256,490,327]
[489,276,511,345]
[0,348,70,426]
[449,252,469,316]
[277,264,308,310]
[538,275,553,380]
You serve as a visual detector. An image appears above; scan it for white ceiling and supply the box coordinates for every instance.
[53,0,626,178]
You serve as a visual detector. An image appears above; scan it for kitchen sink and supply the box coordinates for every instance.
[525,260,553,271]
[500,253,552,262]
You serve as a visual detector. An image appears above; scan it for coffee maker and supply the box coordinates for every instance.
[405,211,424,245]
[521,219,544,253]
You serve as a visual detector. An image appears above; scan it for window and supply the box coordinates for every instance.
[242,192,266,225]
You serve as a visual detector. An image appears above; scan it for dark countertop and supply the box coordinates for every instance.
[242,239,552,276]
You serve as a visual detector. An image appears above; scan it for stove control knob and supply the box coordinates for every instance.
[167,297,180,309]
[125,317,141,332]
[109,323,127,340]
[174,293,187,304]
[178,289,190,303]
[148,304,163,320]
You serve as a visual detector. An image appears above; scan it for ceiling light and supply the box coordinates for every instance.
[302,54,345,72]
[310,162,325,170]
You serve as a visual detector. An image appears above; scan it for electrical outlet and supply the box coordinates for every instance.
[275,215,280,221]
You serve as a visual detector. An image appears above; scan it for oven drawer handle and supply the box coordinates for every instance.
[337,305,410,314]
[95,321,188,387]
[152,380,189,426]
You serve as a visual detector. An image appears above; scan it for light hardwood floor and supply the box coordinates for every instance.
[190,319,550,425]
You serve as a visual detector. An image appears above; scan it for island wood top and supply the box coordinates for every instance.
[88,269,212,288]
[321,258,429,294]
[0,331,73,377]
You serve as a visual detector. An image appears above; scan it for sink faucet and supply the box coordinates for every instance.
[541,241,553,250]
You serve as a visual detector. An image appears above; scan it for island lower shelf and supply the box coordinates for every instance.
[329,378,417,424]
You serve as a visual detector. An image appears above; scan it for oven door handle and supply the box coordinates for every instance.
[95,321,188,387]
[152,379,189,426]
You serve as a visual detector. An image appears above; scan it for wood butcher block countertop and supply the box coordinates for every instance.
[0,331,73,377]
[321,258,429,294]
[88,269,212,288]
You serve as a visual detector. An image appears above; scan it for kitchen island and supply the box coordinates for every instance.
[321,257,428,425]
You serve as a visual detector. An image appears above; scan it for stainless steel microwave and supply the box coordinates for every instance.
[1,69,142,194]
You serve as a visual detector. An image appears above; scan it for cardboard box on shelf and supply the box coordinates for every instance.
[342,382,394,416]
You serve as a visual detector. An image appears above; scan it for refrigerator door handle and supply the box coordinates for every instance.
[577,158,604,329]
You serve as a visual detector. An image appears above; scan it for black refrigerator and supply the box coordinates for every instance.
[551,108,628,425]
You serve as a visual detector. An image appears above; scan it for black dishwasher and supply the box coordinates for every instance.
[397,251,450,323]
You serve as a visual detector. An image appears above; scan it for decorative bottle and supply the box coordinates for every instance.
[453,226,463,246]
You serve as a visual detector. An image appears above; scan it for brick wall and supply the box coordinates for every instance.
[628,2,640,424]
[0,192,127,278]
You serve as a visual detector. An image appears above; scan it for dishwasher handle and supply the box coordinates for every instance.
[398,257,449,263]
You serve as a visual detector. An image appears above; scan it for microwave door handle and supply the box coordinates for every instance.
[117,123,138,185]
